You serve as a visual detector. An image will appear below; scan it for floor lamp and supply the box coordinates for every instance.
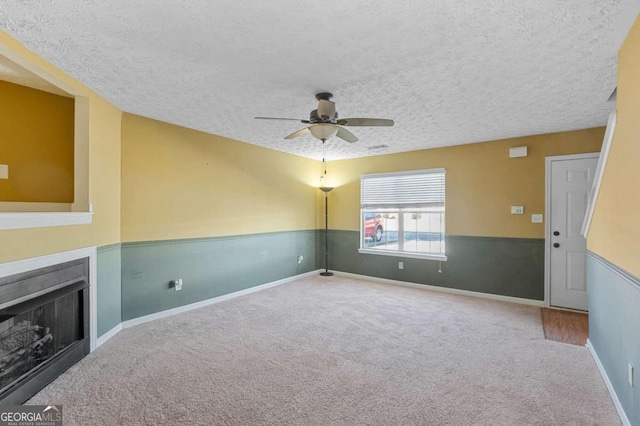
[319,186,334,276]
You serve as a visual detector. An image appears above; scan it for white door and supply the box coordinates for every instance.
[549,155,598,311]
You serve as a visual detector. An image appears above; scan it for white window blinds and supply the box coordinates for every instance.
[361,169,445,209]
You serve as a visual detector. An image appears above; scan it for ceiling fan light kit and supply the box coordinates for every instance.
[256,92,394,145]
[309,124,339,140]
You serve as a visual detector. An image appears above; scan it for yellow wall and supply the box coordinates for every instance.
[0,31,122,263]
[0,80,74,202]
[120,114,319,242]
[588,15,640,277]
[325,128,604,238]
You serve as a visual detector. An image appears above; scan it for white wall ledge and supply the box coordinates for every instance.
[0,212,93,230]
[358,248,447,261]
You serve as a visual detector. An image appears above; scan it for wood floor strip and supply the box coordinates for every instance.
[541,308,589,346]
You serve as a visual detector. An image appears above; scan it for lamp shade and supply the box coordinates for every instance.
[309,124,339,140]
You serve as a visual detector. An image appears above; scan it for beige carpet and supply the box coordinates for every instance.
[29,275,619,425]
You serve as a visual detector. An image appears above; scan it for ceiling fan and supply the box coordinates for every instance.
[255,92,394,143]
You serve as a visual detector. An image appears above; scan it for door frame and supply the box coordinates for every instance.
[544,152,600,309]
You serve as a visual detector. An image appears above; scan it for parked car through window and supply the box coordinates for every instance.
[363,213,383,242]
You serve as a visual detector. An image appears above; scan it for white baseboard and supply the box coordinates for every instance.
[96,323,123,348]
[586,339,631,426]
[333,271,545,307]
[120,269,321,330]
[95,268,543,348]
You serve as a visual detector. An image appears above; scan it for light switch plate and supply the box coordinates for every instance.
[511,206,524,215]
[531,214,543,223]
[0,164,8,179]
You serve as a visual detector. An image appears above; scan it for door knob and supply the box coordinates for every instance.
[553,231,560,236]
[553,243,560,248]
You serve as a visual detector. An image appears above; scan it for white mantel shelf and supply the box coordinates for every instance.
[0,212,93,231]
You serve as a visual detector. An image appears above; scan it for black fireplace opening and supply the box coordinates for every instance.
[0,258,90,404]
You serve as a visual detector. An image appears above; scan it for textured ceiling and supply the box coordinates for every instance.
[0,1,638,160]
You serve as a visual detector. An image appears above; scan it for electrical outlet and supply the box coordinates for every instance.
[171,279,183,291]
[511,206,524,215]
[398,262,403,270]
[629,363,634,387]
[0,165,8,179]
[531,214,543,223]
[297,255,304,264]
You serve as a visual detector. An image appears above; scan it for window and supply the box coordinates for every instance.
[358,169,446,260]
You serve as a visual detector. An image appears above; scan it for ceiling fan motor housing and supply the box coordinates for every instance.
[310,109,338,124]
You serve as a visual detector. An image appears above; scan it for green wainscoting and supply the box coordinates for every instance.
[325,231,544,300]
[588,251,640,425]
[108,229,544,333]
[121,230,317,320]
[97,244,122,337]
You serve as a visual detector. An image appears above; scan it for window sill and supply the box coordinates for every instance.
[358,248,447,261]
[0,212,93,231]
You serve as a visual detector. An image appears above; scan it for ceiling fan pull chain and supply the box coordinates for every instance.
[319,139,328,186]
[322,139,327,177]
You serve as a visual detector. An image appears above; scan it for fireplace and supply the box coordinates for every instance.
[0,257,90,404]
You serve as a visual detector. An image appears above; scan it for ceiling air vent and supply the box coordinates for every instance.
[367,144,388,151]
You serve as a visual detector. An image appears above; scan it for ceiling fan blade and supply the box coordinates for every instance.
[336,118,394,127]
[336,126,359,143]
[317,99,336,120]
[255,117,310,123]
[284,127,311,140]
